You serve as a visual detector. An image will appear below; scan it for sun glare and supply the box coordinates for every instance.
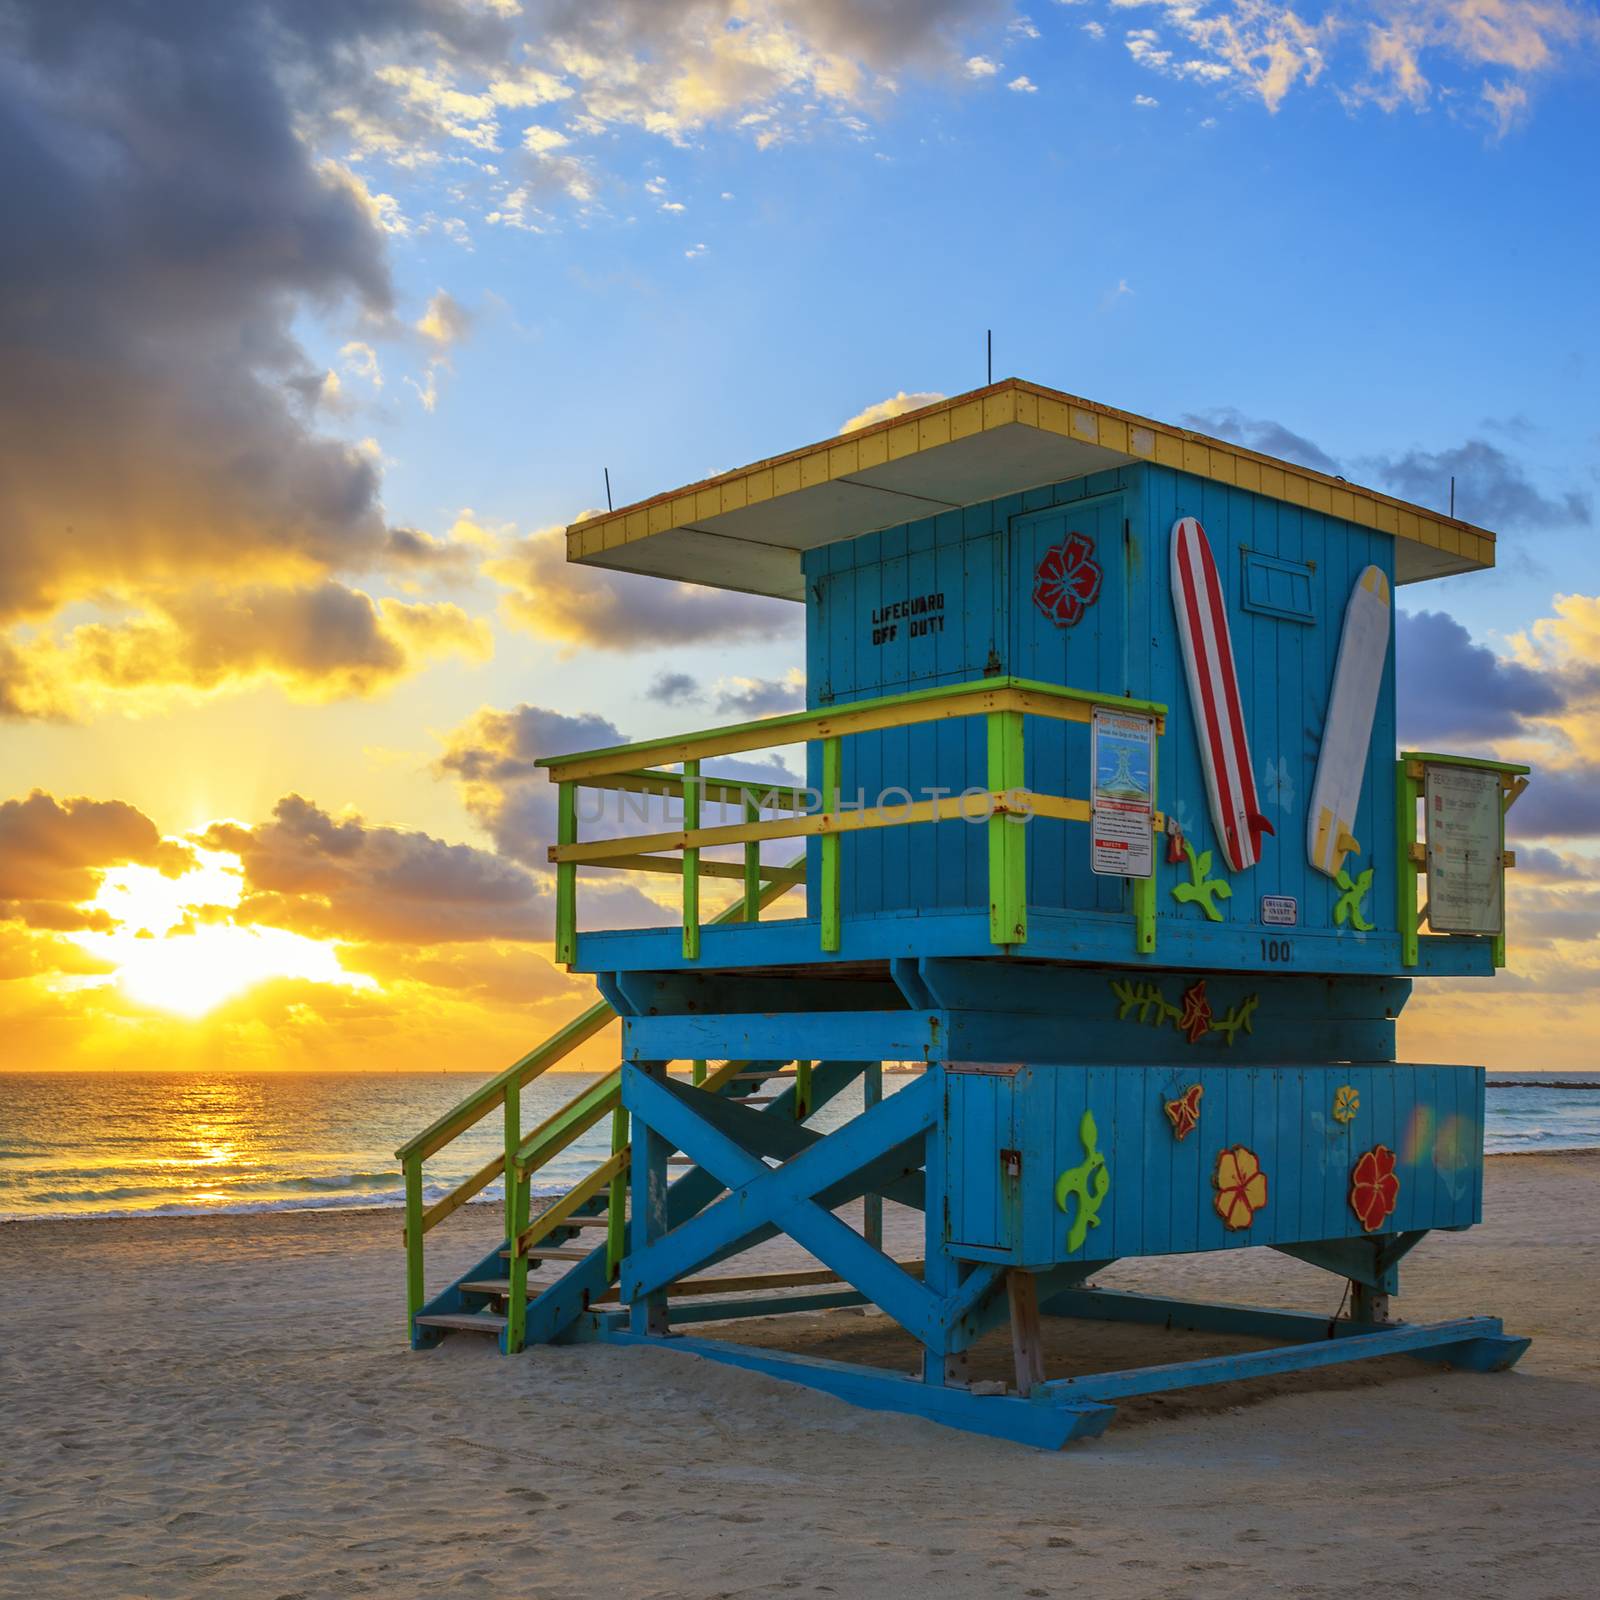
[70,846,374,1018]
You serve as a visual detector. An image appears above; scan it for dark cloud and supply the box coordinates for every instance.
[1365,440,1590,529]
[485,527,799,652]
[0,1,497,706]
[0,790,193,924]
[714,674,806,717]
[1513,845,1594,882]
[1508,763,1600,841]
[1180,409,1341,477]
[1396,610,1565,745]
[647,671,701,705]
[199,793,551,944]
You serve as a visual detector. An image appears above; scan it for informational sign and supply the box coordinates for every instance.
[1424,764,1504,934]
[1260,895,1298,926]
[1090,709,1155,879]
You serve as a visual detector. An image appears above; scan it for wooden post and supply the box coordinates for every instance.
[795,1060,813,1120]
[504,1076,528,1353]
[820,736,842,952]
[630,1063,672,1337]
[1006,1269,1045,1395]
[743,793,762,923]
[691,1059,707,1086]
[555,781,577,965]
[1396,758,1420,968]
[1350,1281,1391,1324]
[606,1102,629,1281]
[403,1153,425,1341]
[863,1062,883,1251]
[682,760,701,960]
[921,1072,958,1385]
[986,709,1027,946]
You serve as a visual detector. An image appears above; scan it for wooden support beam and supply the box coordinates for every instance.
[1006,1270,1045,1396]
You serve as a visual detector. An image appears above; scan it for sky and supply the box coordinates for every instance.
[0,0,1596,1075]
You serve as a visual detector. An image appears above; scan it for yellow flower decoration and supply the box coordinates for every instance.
[1213,1144,1268,1230]
[1332,1085,1360,1124]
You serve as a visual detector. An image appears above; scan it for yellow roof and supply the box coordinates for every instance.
[566,379,1494,600]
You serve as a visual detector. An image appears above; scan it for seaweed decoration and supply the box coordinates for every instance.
[1333,865,1375,931]
[1055,1108,1110,1252]
[1110,978,1183,1027]
[1332,1084,1360,1124]
[1210,994,1260,1046]
[1109,979,1259,1048]
[1171,836,1232,922]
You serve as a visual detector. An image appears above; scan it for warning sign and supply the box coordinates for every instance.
[1425,764,1504,935]
[1090,709,1155,879]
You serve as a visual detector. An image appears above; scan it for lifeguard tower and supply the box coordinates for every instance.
[397,380,1530,1448]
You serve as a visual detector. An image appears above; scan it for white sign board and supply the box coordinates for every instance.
[1090,709,1155,879]
[1424,765,1504,935]
[1261,895,1298,926]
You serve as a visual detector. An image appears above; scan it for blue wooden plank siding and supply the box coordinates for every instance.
[799,460,1399,970]
[944,1062,1481,1267]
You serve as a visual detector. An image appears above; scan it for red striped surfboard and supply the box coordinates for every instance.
[1170,516,1274,873]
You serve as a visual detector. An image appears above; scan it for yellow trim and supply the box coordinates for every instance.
[566,378,1495,576]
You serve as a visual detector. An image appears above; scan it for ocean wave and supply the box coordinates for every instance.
[0,1177,575,1224]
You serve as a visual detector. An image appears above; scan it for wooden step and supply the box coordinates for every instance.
[496,1246,594,1263]
[559,1215,613,1228]
[415,1312,507,1334]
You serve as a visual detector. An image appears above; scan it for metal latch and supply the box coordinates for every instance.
[1000,1148,1022,1180]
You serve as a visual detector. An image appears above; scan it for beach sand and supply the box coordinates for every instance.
[2,1151,1597,1599]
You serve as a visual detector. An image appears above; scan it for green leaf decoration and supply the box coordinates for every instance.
[1171,837,1232,922]
[1054,1108,1110,1252]
[1333,866,1375,932]
[1211,994,1260,1046]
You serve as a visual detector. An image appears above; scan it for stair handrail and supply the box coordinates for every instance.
[398,868,801,1337]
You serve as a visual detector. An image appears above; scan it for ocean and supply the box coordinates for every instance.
[1,1069,1596,1223]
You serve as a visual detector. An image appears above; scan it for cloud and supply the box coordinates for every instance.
[415,288,473,347]
[198,794,551,944]
[483,525,798,653]
[0,1,501,714]
[1,585,490,717]
[714,670,807,717]
[1364,438,1591,529]
[839,390,948,432]
[1396,610,1566,746]
[1508,763,1600,840]
[1008,74,1040,91]
[647,670,701,704]
[965,54,1002,75]
[0,791,194,929]
[1181,407,1342,476]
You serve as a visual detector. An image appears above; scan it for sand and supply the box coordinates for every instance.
[2,1151,1597,1600]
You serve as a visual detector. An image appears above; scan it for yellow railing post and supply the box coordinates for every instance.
[607,1103,630,1280]
[403,1153,425,1341]
[820,736,842,952]
[555,781,577,965]
[743,793,762,922]
[682,759,701,960]
[503,1077,527,1353]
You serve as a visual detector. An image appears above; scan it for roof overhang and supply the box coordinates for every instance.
[566,379,1495,601]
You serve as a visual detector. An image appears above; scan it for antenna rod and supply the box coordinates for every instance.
[1449,474,1455,518]
[987,329,992,386]
[604,467,613,512]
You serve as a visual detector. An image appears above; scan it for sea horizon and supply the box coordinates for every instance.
[4,1066,1597,1225]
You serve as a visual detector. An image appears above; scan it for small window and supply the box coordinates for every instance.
[1241,551,1315,624]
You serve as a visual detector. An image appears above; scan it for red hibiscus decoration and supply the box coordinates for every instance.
[1163,1083,1203,1141]
[1177,978,1213,1044]
[1033,533,1103,628]
[1350,1145,1401,1233]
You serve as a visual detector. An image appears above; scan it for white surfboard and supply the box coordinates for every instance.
[1308,565,1391,879]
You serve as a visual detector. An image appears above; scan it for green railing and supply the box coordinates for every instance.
[395,874,798,1346]
[537,675,1168,964]
[1396,751,1529,968]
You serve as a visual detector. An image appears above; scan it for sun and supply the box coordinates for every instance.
[69,845,374,1018]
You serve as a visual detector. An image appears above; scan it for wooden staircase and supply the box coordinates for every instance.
[405,1058,824,1348]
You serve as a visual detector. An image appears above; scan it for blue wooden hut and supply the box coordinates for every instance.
[398,381,1530,1447]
